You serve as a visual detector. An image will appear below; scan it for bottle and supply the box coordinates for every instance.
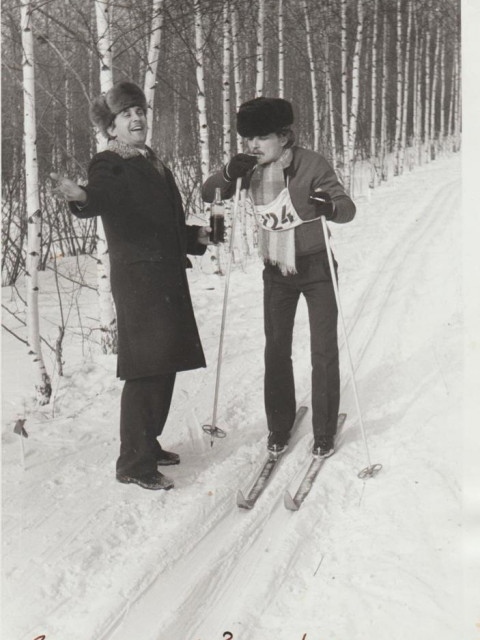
[210,188,225,244]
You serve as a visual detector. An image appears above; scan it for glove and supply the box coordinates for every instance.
[223,154,257,181]
[309,189,336,221]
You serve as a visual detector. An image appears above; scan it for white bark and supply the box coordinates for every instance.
[21,0,52,405]
[453,34,461,150]
[398,0,412,173]
[393,0,403,174]
[340,0,350,187]
[231,5,242,152]
[424,28,431,161]
[94,0,117,354]
[429,25,440,156]
[379,12,388,181]
[222,2,231,164]
[255,0,265,97]
[439,28,446,140]
[348,0,364,177]
[325,42,337,171]
[194,0,210,192]
[278,0,285,98]
[370,0,378,162]
[144,0,164,147]
[303,0,320,151]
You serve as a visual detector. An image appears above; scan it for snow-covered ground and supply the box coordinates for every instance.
[1,154,477,640]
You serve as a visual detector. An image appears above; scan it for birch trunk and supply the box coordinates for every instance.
[453,34,461,151]
[21,0,52,404]
[94,0,117,354]
[348,0,364,184]
[255,0,265,97]
[303,0,320,150]
[398,0,412,174]
[231,5,242,151]
[222,2,231,164]
[393,0,403,175]
[429,25,440,158]
[424,27,431,162]
[412,9,420,164]
[369,0,378,163]
[439,28,446,143]
[194,0,210,184]
[278,0,285,98]
[379,12,388,181]
[325,42,337,171]
[144,0,164,147]
[340,0,350,188]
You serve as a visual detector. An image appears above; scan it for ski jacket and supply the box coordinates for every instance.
[70,148,206,380]
[202,145,356,256]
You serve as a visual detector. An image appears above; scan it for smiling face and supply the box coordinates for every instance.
[108,106,147,148]
[245,132,288,165]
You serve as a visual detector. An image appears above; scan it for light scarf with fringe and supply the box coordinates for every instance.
[249,148,296,275]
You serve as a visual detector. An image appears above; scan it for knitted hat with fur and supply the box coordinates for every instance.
[237,97,294,138]
[89,81,147,137]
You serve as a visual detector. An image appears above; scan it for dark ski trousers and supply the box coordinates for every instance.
[116,373,176,477]
[263,251,340,444]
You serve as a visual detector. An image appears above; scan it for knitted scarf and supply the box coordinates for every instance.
[249,148,296,275]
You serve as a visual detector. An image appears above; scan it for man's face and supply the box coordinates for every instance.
[246,132,287,165]
[108,106,147,148]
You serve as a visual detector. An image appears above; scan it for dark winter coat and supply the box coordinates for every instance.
[70,144,206,380]
[202,145,356,256]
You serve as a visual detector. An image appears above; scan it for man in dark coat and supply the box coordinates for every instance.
[51,81,209,490]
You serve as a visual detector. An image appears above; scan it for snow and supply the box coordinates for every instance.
[1,154,476,640]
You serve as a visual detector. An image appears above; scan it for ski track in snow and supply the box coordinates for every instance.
[1,155,465,640]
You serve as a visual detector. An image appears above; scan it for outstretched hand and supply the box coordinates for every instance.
[50,172,86,203]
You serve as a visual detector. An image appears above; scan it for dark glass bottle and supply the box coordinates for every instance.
[210,188,225,244]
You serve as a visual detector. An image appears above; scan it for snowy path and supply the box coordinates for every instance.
[2,155,465,640]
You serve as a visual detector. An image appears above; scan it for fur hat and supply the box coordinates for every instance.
[89,81,147,137]
[236,97,294,138]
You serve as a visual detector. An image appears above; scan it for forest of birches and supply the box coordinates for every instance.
[1,0,461,399]
[2,0,461,285]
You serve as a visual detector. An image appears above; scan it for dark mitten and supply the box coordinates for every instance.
[309,189,336,221]
[223,154,257,181]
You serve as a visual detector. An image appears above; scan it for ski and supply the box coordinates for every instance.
[237,406,309,510]
[284,413,347,511]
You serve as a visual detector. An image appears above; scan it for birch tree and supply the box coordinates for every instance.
[231,5,243,151]
[379,11,388,181]
[369,0,379,184]
[21,0,52,405]
[303,0,320,151]
[348,0,364,184]
[222,2,231,164]
[340,0,350,188]
[255,0,265,97]
[423,25,432,162]
[194,0,210,185]
[393,0,403,174]
[429,24,440,158]
[91,0,118,355]
[144,0,164,147]
[398,0,412,173]
[324,42,337,171]
[278,0,285,98]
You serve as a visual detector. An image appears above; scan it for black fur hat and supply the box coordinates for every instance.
[89,81,147,137]
[237,97,294,138]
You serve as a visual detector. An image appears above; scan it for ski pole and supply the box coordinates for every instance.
[203,177,243,446]
[320,215,382,479]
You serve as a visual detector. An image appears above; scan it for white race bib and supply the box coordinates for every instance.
[249,187,304,232]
